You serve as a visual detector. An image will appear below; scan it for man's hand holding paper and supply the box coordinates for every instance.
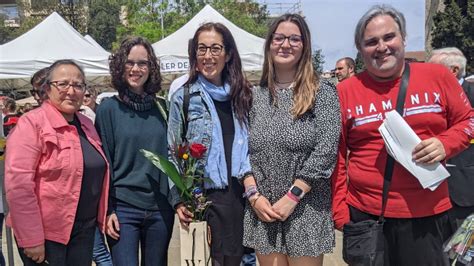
[412,137,446,164]
[378,110,450,191]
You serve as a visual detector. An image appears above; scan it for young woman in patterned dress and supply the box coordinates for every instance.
[242,14,341,266]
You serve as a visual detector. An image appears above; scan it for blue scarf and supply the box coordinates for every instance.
[198,75,249,189]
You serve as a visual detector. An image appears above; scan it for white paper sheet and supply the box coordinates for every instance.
[378,110,450,191]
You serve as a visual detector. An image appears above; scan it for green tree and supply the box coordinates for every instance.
[114,0,269,49]
[11,0,88,41]
[87,1,120,50]
[312,49,325,74]
[354,52,365,73]
[0,14,13,44]
[431,0,473,73]
[209,0,269,38]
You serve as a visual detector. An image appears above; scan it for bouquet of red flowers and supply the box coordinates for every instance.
[141,141,211,221]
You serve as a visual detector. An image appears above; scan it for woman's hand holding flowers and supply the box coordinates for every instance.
[176,203,194,228]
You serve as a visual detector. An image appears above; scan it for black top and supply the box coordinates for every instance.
[462,79,474,106]
[447,79,474,206]
[69,116,106,221]
[212,99,234,180]
[206,99,246,258]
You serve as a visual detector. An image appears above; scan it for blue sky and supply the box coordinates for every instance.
[259,0,425,71]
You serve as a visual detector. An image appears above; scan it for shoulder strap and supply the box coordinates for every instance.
[379,63,410,222]
[181,85,190,142]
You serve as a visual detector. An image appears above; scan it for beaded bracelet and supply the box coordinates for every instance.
[242,185,259,199]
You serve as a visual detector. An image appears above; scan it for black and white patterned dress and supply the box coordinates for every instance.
[243,81,341,257]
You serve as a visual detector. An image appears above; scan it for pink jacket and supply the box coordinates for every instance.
[5,101,110,248]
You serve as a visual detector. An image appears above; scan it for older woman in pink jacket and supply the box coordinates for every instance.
[5,59,109,266]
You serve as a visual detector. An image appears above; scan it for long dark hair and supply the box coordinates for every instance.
[187,22,252,126]
[109,36,162,95]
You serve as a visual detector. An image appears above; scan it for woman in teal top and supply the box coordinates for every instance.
[95,36,176,266]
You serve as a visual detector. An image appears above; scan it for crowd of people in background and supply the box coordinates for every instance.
[0,3,472,266]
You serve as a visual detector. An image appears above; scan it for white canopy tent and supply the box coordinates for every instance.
[152,5,264,83]
[0,12,110,90]
[84,34,108,53]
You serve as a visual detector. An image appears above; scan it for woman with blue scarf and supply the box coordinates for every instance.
[168,22,253,266]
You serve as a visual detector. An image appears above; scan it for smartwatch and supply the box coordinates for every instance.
[289,185,305,200]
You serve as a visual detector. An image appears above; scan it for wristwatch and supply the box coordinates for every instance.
[289,185,305,200]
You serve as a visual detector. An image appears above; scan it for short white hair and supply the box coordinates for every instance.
[429,47,467,79]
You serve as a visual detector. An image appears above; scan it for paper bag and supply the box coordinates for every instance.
[180,221,211,266]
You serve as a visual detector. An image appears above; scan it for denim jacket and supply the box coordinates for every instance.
[168,82,251,189]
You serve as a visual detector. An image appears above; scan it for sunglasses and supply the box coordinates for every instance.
[84,94,91,98]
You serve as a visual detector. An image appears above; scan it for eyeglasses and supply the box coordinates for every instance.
[125,60,149,69]
[84,94,91,98]
[196,44,224,56]
[48,81,87,92]
[271,33,303,47]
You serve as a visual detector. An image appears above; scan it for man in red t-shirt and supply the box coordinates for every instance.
[331,5,473,265]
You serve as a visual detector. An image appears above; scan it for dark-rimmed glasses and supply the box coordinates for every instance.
[48,81,87,92]
[196,44,224,56]
[125,60,149,69]
[271,33,303,47]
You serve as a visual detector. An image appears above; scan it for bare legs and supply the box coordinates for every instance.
[257,252,323,266]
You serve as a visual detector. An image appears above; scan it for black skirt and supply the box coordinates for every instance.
[205,175,245,258]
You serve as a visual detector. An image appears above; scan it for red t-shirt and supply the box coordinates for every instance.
[332,63,473,229]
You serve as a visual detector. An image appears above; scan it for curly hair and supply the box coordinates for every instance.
[109,36,162,95]
[187,22,252,126]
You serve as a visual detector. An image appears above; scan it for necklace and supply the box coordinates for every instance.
[274,81,295,90]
